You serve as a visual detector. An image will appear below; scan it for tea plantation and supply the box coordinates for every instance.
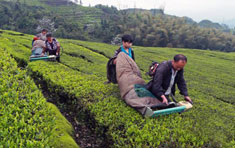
[0,30,234,148]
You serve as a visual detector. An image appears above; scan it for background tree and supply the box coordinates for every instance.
[0,0,234,52]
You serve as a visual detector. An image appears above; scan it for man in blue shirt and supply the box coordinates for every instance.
[107,34,135,83]
[113,34,135,64]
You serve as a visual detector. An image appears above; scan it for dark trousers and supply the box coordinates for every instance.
[48,50,60,62]
[165,95,172,102]
[156,95,172,102]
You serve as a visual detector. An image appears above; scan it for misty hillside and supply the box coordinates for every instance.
[0,0,235,52]
[224,19,235,28]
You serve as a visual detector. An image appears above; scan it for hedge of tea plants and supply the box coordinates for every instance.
[0,31,78,147]
[1,29,234,148]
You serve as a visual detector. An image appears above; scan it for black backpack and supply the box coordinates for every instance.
[145,61,159,90]
[106,58,117,84]
[146,61,159,77]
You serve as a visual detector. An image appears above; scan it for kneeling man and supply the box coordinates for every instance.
[148,54,192,105]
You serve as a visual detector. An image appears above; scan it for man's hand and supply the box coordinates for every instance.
[161,95,168,105]
[184,96,193,104]
[41,53,44,56]
[56,52,59,56]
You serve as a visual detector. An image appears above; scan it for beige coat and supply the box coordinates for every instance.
[116,52,145,98]
[116,52,162,115]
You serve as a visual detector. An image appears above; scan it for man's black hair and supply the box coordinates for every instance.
[122,34,133,43]
[174,54,187,62]
[46,33,52,38]
[42,29,48,32]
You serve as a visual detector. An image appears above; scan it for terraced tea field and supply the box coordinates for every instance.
[0,30,234,147]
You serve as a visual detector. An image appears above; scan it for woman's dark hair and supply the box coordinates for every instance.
[174,54,187,62]
[122,34,133,43]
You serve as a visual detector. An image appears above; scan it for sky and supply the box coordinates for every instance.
[79,0,235,26]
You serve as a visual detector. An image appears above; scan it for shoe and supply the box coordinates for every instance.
[144,107,154,117]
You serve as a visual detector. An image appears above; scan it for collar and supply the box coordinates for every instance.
[121,45,132,58]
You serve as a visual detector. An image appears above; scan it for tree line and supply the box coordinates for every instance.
[0,1,235,52]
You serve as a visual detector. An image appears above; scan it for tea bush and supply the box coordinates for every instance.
[0,31,78,147]
[1,29,234,148]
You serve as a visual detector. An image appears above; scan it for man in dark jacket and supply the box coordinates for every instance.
[107,34,135,83]
[149,54,192,105]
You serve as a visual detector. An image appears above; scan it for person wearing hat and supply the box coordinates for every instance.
[41,33,61,62]
[36,29,48,41]
[31,37,46,55]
